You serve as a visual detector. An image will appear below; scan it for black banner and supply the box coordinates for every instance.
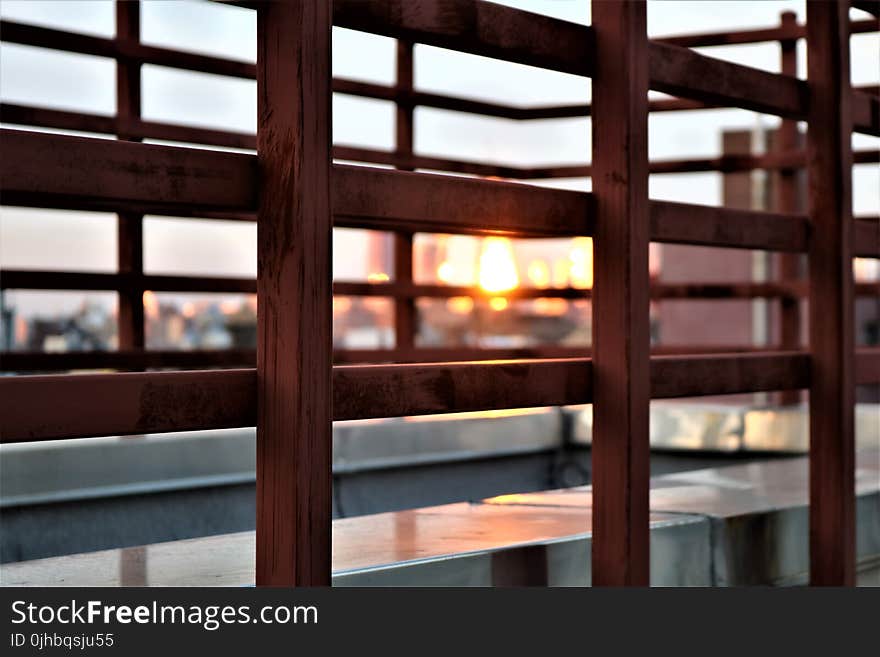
[1,587,877,655]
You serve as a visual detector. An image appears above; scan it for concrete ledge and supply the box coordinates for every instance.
[0,507,711,587]
[571,402,880,453]
[1,409,562,507]
[6,403,876,507]
[487,449,880,585]
[3,449,878,586]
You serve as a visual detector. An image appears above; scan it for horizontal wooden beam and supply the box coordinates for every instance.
[4,108,876,185]
[1,20,116,59]
[0,270,256,294]
[335,164,814,250]
[0,351,823,442]
[333,145,529,178]
[0,349,256,372]
[5,13,875,81]
[649,201,808,252]
[2,93,875,145]
[852,90,880,137]
[333,164,591,236]
[648,41,807,120]
[0,368,257,442]
[332,1,861,126]
[0,129,256,211]
[333,280,822,300]
[0,103,118,135]
[516,90,879,121]
[3,12,876,133]
[517,96,712,120]
[132,118,256,150]
[332,0,594,77]
[856,347,880,385]
[396,88,525,120]
[15,269,874,301]
[502,149,870,179]
[656,17,878,48]
[332,1,875,130]
[0,19,256,79]
[651,351,810,397]
[2,132,874,257]
[333,280,592,299]
[2,361,589,440]
[332,358,590,421]
[854,217,880,258]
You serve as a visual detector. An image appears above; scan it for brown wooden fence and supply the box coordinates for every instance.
[1,0,879,586]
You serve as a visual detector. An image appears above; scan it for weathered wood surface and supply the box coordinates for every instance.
[0,369,258,441]
[4,3,877,134]
[806,0,855,587]
[590,0,651,587]
[115,1,145,351]
[393,41,417,351]
[1,351,817,443]
[0,129,256,211]
[255,1,333,587]
[776,10,804,405]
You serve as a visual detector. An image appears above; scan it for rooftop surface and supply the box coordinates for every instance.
[4,448,877,587]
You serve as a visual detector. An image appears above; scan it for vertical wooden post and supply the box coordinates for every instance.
[806,0,855,586]
[776,10,802,405]
[256,1,333,586]
[117,213,143,347]
[394,41,417,352]
[590,0,650,586]
[115,1,144,350]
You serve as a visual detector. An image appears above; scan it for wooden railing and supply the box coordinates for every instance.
[1,0,878,586]
[1,1,878,370]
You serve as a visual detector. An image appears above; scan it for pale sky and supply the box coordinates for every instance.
[0,0,878,316]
